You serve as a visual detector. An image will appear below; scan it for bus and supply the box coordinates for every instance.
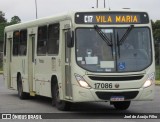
[3,9,155,111]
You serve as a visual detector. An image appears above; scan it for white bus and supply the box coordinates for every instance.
[3,9,155,111]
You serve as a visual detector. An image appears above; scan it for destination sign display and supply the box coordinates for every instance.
[75,12,149,24]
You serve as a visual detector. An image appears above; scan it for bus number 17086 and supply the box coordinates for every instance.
[94,83,113,89]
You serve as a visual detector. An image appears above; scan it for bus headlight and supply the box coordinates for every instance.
[74,74,91,89]
[143,73,155,88]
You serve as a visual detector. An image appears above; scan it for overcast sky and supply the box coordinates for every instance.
[0,0,160,22]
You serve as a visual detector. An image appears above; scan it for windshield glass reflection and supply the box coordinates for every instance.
[76,28,152,72]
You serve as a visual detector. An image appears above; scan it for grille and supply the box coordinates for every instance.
[95,91,139,100]
[89,75,143,81]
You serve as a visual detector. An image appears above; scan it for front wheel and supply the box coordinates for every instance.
[112,101,131,110]
[52,83,71,111]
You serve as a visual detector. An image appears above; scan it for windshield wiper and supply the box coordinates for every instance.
[118,25,134,45]
[94,25,112,46]
[94,25,113,57]
[117,25,134,58]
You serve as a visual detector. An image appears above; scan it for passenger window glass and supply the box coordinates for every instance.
[37,26,47,55]
[48,24,59,54]
[19,30,27,56]
[13,31,20,56]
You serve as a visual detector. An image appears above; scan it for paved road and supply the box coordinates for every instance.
[0,75,159,122]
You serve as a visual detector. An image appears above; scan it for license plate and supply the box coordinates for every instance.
[110,96,124,101]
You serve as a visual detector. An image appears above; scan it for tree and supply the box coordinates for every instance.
[0,11,7,43]
[153,20,160,43]
[0,23,6,42]
[0,11,7,45]
[0,11,21,52]
[0,11,7,23]
[152,20,160,64]
[10,16,21,24]
[0,13,21,42]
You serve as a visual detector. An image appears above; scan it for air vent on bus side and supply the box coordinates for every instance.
[88,75,144,81]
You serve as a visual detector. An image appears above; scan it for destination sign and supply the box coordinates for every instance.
[75,12,149,24]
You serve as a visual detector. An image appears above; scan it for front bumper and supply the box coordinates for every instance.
[72,84,154,102]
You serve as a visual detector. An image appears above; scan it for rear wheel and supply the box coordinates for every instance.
[52,83,70,111]
[112,101,131,110]
[17,76,29,99]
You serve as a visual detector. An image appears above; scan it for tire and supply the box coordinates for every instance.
[17,76,29,99]
[52,83,70,111]
[112,101,131,110]
[51,83,56,106]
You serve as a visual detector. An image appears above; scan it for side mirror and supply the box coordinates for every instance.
[66,30,74,48]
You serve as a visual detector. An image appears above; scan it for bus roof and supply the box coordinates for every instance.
[5,12,71,32]
[5,9,149,32]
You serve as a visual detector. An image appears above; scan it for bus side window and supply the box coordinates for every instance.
[13,31,20,56]
[37,26,47,55]
[19,30,27,56]
[48,23,59,55]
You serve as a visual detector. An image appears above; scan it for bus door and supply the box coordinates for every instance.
[6,37,13,88]
[64,29,73,99]
[28,34,35,96]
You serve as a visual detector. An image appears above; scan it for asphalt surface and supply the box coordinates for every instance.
[0,75,159,122]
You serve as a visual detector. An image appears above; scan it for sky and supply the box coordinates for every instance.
[0,0,160,22]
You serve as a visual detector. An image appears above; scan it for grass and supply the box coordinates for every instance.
[0,62,2,71]
[156,65,160,79]
[156,80,160,85]
[0,65,3,74]
[156,65,160,85]
[0,66,3,71]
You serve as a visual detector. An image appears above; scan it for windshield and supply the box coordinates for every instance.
[76,27,152,72]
